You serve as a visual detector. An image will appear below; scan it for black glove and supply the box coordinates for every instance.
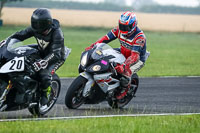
[32,59,48,72]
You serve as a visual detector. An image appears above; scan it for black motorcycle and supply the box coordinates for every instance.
[0,38,70,116]
[65,43,139,109]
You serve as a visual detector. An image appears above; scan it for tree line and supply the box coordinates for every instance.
[4,0,134,12]
[2,0,200,16]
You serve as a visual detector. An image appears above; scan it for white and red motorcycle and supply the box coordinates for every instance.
[65,43,140,109]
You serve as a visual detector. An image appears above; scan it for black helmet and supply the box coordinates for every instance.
[31,8,53,34]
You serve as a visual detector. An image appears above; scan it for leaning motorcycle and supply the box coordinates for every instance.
[65,43,139,109]
[0,38,70,116]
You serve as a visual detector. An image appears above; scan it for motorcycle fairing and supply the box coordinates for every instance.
[93,73,120,93]
[86,59,110,74]
[80,71,120,97]
[80,72,95,97]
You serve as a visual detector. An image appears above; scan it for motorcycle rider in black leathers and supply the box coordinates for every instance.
[7,8,66,106]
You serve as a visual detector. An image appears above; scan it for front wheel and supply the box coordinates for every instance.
[65,75,87,109]
[28,74,61,116]
[108,73,139,108]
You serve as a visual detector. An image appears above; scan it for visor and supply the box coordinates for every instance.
[119,23,132,32]
[32,20,47,29]
[31,19,52,33]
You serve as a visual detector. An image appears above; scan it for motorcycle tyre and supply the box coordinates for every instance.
[28,74,61,116]
[65,75,87,109]
[108,74,139,109]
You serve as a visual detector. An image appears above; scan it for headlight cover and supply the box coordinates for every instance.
[92,65,101,71]
[81,52,88,67]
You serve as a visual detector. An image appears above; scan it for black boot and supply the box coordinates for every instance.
[40,86,51,106]
[40,91,49,106]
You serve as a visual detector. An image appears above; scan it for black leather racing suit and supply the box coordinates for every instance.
[9,19,65,102]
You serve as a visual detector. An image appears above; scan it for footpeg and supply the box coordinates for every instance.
[29,102,37,108]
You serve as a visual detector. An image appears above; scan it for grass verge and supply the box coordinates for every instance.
[0,114,200,133]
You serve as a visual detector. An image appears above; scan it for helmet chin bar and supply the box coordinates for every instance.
[42,28,52,35]
[121,29,135,37]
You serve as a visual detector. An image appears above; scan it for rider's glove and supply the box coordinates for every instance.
[85,46,93,51]
[85,43,97,51]
[32,59,48,72]
[115,64,125,75]
[115,64,132,87]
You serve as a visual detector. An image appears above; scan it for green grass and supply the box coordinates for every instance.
[0,115,200,133]
[1,25,200,77]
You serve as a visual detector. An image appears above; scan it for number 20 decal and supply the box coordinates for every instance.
[0,57,24,73]
[9,59,23,70]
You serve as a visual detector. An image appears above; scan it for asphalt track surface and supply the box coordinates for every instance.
[0,77,200,119]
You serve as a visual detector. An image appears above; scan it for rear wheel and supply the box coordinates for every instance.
[65,75,87,109]
[28,74,61,116]
[108,74,139,108]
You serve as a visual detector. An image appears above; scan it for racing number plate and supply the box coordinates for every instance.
[0,57,25,73]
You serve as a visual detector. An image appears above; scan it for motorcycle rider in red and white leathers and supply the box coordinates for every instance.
[85,11,149,92]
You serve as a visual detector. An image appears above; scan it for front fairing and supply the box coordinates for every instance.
[79,50,93,71]
[86,59,110,74]
[0,38,38,69]
[80,43,126,73]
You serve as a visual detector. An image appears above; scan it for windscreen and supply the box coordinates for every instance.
[7,38,37,55]
[91,43,113,60]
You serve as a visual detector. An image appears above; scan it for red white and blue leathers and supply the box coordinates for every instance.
[86,26,147,77]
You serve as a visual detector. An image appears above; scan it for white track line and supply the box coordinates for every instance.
[61,76,200,79]
[1,113,200,122]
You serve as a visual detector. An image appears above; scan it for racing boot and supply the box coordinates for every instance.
[116,76,131,100]
[40,86,51,106]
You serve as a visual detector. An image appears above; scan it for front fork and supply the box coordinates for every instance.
[0,80,12,111]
